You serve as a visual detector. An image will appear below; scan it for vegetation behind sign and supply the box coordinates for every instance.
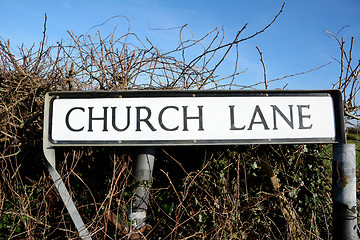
[1,8,359,239]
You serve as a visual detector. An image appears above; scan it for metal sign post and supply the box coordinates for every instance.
[333,144,357,239]
[43,90,357,239]
[330,92,358,240]
[128,147,156,229]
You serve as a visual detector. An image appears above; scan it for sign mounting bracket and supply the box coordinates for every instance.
[43,93,92,240]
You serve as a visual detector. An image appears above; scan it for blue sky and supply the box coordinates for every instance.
[1,0,359,90]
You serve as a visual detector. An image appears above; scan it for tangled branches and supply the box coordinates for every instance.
[326,30,360,122]
[1,2,358,239]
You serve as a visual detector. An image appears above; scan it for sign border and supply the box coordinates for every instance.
[45,90,344,146]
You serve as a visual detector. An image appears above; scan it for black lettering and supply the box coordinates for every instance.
[65,107,85,132]
[88,107,108,132]
[112,106,131,131]
[248,105,270,130]
[298,105,313,129]
[136,106,157,131]
[183,106,204,131]
[271,105,294,130]
[159,106,179,131]
[229,105,245,130]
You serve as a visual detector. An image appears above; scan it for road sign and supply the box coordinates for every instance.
[44,90,342,146]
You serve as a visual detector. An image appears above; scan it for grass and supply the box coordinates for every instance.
[348,139,360,165]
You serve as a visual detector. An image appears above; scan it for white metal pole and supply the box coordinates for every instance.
[333,143,358,240]
[128,147,156,229]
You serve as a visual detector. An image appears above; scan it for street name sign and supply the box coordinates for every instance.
[44,90,343,146]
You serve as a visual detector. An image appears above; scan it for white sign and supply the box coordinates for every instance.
[45,91,338,146]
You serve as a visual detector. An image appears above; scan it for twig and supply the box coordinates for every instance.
[256,46,268,89]
[174,2,286,87]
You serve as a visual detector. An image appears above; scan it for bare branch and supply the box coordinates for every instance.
[256,46,268,89]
